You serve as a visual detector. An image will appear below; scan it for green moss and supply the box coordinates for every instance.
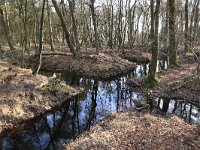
[144,76,160,88]
[42,81,62,92]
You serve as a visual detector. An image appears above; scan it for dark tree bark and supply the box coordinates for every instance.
[168,0,177,66]
[52,0,76,56]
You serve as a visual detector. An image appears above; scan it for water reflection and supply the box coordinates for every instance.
[155,98,200,124]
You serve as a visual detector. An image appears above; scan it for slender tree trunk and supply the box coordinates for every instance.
[164,0,169,50]
[108,1,113,49]
[149,0,160,80]
[33,0,45,75]
[184,0,189,53]
[193,0,200,46]
[89,0,99,53]
[47,0,55,51]
[117,0,123,51]
[168,0,177,66]
[52,0,76,56]
[68,0,80,52]
[0,6,14,50]
[128,2,137,47]
[122,0,130,49]
[189,1,196,49]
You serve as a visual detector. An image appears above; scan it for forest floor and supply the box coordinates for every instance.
[0,60,83,137]
[64,112,200,150]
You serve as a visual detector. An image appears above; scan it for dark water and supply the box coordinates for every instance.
[2,60,200,150]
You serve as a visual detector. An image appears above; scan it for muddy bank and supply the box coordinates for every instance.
[30,51,136,80]
[64,112,200,150]
[0,60,82,137]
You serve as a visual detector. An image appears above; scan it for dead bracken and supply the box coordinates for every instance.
[64,112,200,150]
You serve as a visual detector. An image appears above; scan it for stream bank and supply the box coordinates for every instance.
[0,60,83,137]
[129,57,199,103]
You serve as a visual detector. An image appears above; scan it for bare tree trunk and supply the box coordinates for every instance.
[0,6,14,50]
[168,0,177,66]
[184,0,189,53]
[52,0,76,56]
[68,0,80,52]
[149,0,160,80]
[89,0,99,53]
[165,0,169,49]
[47,0,55,51]
[122,0,130,49]
[189,1,196,49]
[128,1,137,47]
[108,0,114,49]
[33,0,45,75]
[193,0,200,46]
[117,0,123,51]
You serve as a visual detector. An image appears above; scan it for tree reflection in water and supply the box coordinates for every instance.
[2,62,199,149]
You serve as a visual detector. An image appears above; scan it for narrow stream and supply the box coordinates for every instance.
[2,59,200,150]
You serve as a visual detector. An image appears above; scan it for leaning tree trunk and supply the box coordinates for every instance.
[168,0,177,66]
[33,0,45,75]
[52,0,76,56]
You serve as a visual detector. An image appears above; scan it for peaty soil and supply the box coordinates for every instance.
[64,112,200,150]
[0,60,82,137]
